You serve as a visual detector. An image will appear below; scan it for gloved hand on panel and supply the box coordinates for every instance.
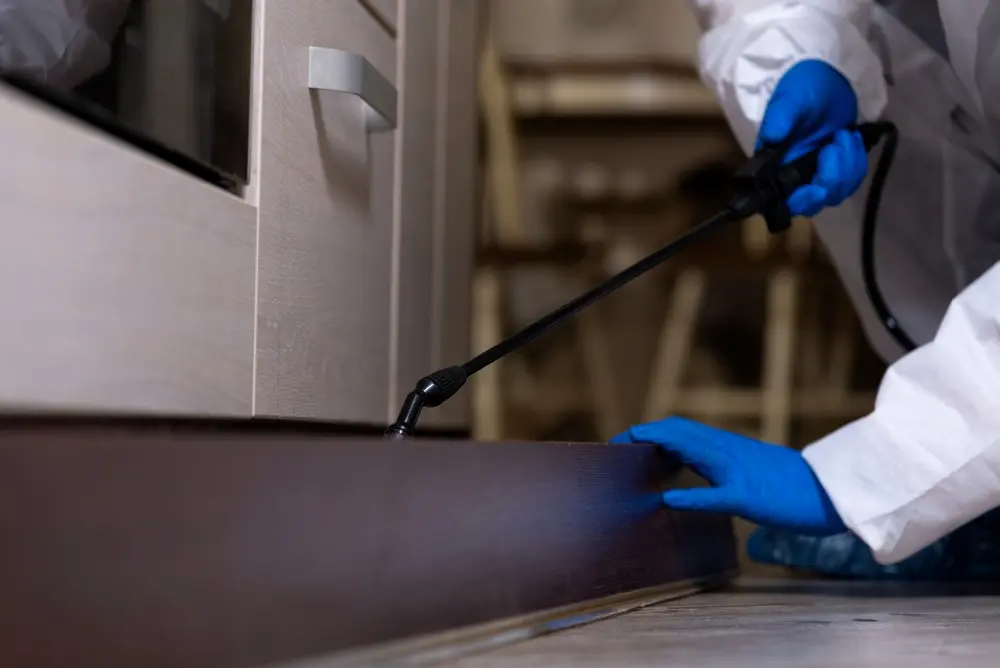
[611,417,846,537]
[758,59,869,218]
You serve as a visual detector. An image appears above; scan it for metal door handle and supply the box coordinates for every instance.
[308,46,397,132]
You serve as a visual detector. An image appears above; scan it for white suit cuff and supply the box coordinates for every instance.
[804,262,1000,565]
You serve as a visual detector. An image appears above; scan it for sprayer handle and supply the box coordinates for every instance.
[733,122,893,234]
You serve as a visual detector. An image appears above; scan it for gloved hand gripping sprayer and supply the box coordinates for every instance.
[386,122,904,439]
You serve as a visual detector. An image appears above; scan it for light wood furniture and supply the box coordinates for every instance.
[510,68,719,118]
[474,32,523,440]
[425,0,482,429]
[253,0,398,425]
[0,87,258,417]
[389,0,481,430]
[474,14,732,441]
[0,0,480,429]
[492,0,701,68]
[641,220,875,444]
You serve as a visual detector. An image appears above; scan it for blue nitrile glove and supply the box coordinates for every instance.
[758,59,869,218]
[746,527,952,580]
[610,417,846,536]
[746,508,1000,581]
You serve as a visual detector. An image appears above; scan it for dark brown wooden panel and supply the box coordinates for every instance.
[0,419,737,668]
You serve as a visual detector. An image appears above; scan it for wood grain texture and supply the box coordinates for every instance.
[254,0,398,424]
[443,578,1000,668]
[0,419,736,668]
[0,87,256,416]
[425,0,481,429]
[387,0,441,423]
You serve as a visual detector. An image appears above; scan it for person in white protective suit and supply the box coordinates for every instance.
[0,0,132,90]
[613,0,1000,575]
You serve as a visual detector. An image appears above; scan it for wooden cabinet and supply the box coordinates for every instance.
[425,0,481,429]
[253,0,398,425]
[388,0,479,430]
[0,88,257,416]
[388,0,440,425]
[0,1,478,428]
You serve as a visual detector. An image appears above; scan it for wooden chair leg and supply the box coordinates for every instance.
[577,309,624,439]
[760,269,799,445]
[471,268,505,441]
[642,270,706,423]
[827,294,859,399]
[796,285,825,391]
[471,31,525,440]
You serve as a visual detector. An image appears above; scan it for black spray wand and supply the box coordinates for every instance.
[385,122,900,440]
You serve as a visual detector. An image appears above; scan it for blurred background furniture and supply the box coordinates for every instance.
[473,0,886,570]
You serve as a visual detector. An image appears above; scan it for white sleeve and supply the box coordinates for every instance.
[803,260,1000,565]
[0,0,132,90]
[689,0,888,153]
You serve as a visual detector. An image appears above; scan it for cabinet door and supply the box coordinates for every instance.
[254,0,398,424]
[425,0,481,430]
[0,88,257,416]
[389,0,480,431]
[387,0,441,425]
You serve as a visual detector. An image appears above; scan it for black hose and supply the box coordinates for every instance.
[858,123,916,352]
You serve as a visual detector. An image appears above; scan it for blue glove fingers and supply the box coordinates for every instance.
[617,413,848,535]
[757,103,824,164]
[608,431,634,445]
[662,487,736,514]
[787,184,830,218]
[629,417,725,459]
[814,129,865,205]
[756,91,798,148]
[629,415,725,440]
[756,59,864,218]
[756,63,857,158]
[786,129,867,217]
[629,417,730,481]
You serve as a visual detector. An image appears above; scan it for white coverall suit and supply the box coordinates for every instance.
[691,0,1000,564]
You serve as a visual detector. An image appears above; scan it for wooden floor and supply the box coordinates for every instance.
[441,578,1000,667]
